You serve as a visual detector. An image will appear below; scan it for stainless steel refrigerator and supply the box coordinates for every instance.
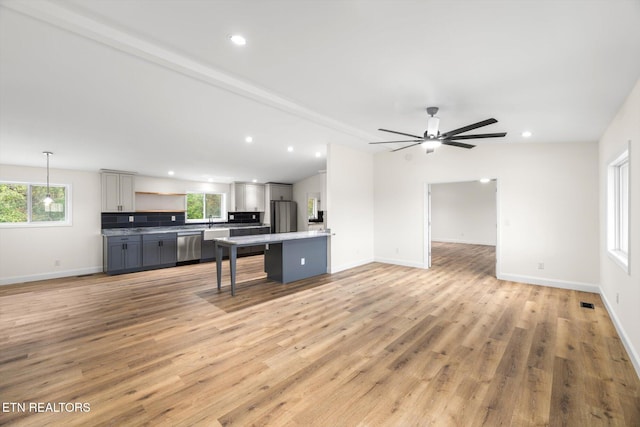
[270,200,297,233]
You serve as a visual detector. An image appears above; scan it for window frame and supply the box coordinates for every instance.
[0,180,72,228]
[606,146,630,274]
[185,191,227,223]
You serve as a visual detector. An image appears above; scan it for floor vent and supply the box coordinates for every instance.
[580,302,595,309]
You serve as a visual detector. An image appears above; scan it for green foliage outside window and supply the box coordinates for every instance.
[187,193,223,221]
[0,183,27,222]
[32,185,66,221]
[0,183,67,223]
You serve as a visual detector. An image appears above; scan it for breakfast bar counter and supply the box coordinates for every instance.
[214,230,330,296]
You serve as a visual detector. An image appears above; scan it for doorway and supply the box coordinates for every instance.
[425,180,498,276]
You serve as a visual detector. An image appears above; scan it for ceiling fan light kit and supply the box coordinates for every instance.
[422,140,441,150]
[426,107,440,138]
[371,106,507,154]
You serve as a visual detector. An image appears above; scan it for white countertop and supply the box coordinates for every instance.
[102,224,268,236]
[214,230,330,246]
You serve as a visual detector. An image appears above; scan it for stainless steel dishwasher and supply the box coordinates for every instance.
[177,231,202,262]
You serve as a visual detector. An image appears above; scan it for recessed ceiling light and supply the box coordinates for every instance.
[229,35,246,46]
[479,178,491,183]
[287,146,294,152]
[252,179,257,183]
[315,152,321,158]
[208,178,213,183]
[245,136,253,143]
[168,170,175,176]
[522,131,532,138]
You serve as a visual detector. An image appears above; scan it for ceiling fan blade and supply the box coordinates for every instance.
[391,142,424,152]
[446,132,507,140]
[369,139,423,144]
[378,128,423,139]
[440,118,498,139]
[442,140,475,149]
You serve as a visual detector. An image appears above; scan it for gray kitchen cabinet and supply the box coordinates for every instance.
[201,240,216,261]
[101,171,135,212]
[230,226,270,256]
[230,182,265,212]
[266,183,293,201]
[142,233,177,268]
[104,235,142,274]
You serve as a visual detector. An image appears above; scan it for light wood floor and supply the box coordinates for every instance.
[1,242,638,426]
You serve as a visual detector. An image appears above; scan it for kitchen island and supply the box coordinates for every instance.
[214,230,330,296]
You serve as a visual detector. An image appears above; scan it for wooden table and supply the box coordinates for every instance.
[214,230,330,296]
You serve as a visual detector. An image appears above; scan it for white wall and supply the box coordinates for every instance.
[599,78,640,375]
[135,175,230,220]
[326,143,374,273]
[374,141,599,290]
[0,165,103,284]
[0,169,232,285]
[431,180,497,245]
[135,175,230,195]
[293,173,325,231]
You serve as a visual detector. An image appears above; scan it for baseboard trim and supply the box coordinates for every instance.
[330,257,375,274]
[599,290,640,379]
[432,238,496,246]
[373,257,426,269]
[0,267,104,286]
[497,273,600,294]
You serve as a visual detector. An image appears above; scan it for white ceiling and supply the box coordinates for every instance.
[1,0,639,184]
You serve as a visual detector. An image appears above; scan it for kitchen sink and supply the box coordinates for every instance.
[203,228,230,240]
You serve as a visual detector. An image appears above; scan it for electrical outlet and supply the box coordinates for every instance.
[54,260,60,267]
[129,215,134,222]
[301,258,305,265]
[171,215,176,221]
[538,262,544,270]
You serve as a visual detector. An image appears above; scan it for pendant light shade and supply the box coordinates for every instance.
[43,151,53,206]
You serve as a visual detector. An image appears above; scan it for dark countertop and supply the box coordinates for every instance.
[102,224,268,236]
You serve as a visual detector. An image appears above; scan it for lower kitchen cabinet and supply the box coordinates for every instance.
[104,235,142,274]
[230,226,270,256]
[201,240,228,261]
[142,233,177,268]
[201,226,270,262]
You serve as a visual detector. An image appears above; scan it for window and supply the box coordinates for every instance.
[0,182,70,226]
[607,147,630,273]
[307,197,318,220]
[186,192,226,222]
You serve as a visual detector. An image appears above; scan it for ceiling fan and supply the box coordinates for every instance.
[370,107,507,153]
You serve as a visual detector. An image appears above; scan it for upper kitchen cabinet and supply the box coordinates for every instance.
[265,183,293,201]
[230,182,265,212]
[263,183,293,225]
[101,171,135,212]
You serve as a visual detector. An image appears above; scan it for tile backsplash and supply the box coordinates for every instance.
[228,212,262,224]
[101,212,186,229]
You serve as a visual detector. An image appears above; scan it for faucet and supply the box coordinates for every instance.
[208,215,213,228]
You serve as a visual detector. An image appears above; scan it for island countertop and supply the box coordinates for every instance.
[213,230,331,246]
[214,230,330,296]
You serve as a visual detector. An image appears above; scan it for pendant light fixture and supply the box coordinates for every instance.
[43,151,53,206]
